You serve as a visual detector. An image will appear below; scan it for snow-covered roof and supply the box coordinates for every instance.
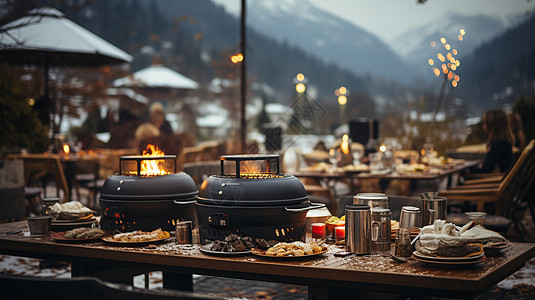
[197,114,227,127]
[106,88,148,104]
[113,64,199,89]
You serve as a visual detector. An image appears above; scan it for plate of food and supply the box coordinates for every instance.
[200,243,251,256]
[51,228,107,243]
[251,241,328,259]
[101,229,171,246]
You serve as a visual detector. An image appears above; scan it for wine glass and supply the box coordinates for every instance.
[352,148,363,165]
[329,148,340,171]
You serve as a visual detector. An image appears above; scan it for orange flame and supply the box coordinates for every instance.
[140,145,169,176]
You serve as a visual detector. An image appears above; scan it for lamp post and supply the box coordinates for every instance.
[336,86,348,126]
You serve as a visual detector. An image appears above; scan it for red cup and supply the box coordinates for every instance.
[312,223,326,239]
[335,226,345,245]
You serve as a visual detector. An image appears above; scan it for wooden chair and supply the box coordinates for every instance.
[74,159,103,209]
[10,154,70,203]
[0,273,217,300]
[439,140,535,213]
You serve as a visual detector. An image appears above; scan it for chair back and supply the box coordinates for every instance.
[10,154,69,202]
[495,139,535,214]
[0,273,218,300]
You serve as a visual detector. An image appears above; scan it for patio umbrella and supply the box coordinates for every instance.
[0,7,132,140]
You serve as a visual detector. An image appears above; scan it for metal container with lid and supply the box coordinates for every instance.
[371,208,391,252]
[353,193,388,211]
[345,204,371,255]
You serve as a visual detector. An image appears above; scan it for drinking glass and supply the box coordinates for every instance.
[329,148,341,171]
[352,148,363,165]
[368,152,383,173]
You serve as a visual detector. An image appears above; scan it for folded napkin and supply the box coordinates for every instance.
[415,219,503,257]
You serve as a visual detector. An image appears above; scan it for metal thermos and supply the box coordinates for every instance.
[353,193,388,211]
[345,204,371,255]
[371,208,391,252]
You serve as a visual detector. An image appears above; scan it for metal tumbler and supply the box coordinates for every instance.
[176,221,193,244]
[399,206,421,228]
[345,204,371,255]
[420,195,447,226]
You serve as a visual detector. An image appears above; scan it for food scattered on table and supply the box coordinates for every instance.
[111,228,167,242]
[208,234,278,252]
[264,241,327,257]
[63,228,106,239]
[415,219,507,257]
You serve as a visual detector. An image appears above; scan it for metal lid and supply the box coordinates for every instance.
[372,208,391,215]
[100,172,198,201]
[353,193,387,200]
[345,204,370,211]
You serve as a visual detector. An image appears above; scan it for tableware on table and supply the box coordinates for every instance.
[42,197,60,216]
[368,152,384,173]
[371,208,391,253]
[176,221,193,244]
[345,204,371,255]
[27,215,52,236]
[395,206,420,257]
[421,143,434,163]
[352,147,363,165]
[412,255,487,267]
[335,226,345,245]
[412,251,485,262]
[386,251,407,263]
[101,231,171,246]
[312,223,327,239]
[200,243,251,256]
[483,243,511,256]
[419,193,447,226]
[465,212,487,225]
[399,206,421,228]
[50,231,104,243]
[353,193,389,211]
[250,248,328,259]
[329,147,342,171]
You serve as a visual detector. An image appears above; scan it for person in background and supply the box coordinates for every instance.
[149,102,173,135]
[508,112,525,151]
[471,109,515,173]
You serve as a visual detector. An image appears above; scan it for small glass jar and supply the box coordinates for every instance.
[394,227,413,257]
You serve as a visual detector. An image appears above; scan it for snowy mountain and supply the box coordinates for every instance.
[232,0,410,81]
[390,12,507,77]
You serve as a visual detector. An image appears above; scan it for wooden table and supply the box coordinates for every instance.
[1,221,534,299]
[295,160,480,198]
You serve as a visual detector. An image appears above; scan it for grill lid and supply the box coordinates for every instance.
[100,172,198,201]
[197,154,308,206]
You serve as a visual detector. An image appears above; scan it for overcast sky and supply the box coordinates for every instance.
[213,0,535,41]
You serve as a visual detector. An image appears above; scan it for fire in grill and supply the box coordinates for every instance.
[196,154,323,243]
[99,145,198,232]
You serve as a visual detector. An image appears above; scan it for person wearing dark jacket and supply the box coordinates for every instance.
[471,109,515,173]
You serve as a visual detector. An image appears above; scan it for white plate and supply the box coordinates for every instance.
[413,250,484,262]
